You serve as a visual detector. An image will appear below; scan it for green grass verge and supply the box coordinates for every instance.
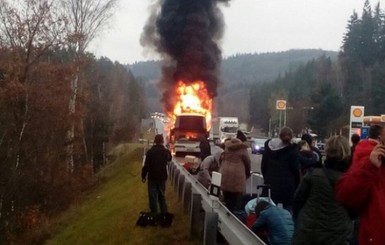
[44,144,199,245]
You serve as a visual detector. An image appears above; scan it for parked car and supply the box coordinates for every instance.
[248,138,268,154]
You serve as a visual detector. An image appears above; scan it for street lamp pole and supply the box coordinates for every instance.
[269,118,272,138]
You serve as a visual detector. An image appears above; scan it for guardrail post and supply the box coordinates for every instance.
[169,162,175,181]
[190,193,204,239]
[173,169,180,191]
[182,182,192,213]
[177,174,185,201]
[204,212,218,245]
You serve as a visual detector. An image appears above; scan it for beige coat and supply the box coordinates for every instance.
[220,138,251,193]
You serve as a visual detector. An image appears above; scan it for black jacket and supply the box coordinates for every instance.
[141,145,172,182]
[261,139,300,207]
[298,150,319,175]
[292,158,352,245]
[199,139,211,161]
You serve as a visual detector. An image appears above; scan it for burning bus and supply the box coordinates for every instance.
[170,113,208,155]
[168,81,212,155]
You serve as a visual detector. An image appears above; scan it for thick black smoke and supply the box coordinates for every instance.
[141,0,230,114]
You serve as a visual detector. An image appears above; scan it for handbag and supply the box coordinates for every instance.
[136,212,158,227]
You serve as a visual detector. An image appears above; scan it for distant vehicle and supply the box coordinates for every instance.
[249,138,268,154]
[210,117,239,144]
[170,113,208,155]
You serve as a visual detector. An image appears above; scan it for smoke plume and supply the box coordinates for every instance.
[141,0,230,114]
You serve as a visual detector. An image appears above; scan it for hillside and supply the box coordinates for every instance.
[128,49,337,120]
[220,49,337,85]
[34,144,196,245]
[128,49,337,84]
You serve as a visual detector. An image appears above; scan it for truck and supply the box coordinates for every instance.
[139,112,169,144]
[210,117,239,144]
[169,113,208,155]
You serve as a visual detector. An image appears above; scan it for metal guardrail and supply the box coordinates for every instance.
[169,159,266,245]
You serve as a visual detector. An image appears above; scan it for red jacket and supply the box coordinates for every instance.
[336,140,385,245]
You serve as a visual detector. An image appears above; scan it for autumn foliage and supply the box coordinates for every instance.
[0,0,144,242]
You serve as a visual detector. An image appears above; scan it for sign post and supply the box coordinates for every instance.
[276,100,286,130]
[349,106,364,143]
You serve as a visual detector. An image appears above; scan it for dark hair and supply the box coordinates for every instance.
[297,140,309,149]
[254,201,270,216]
[351,133,360,144]
[369,125,382,139]
[236,130,247,142]
[154,134,164,145]
[301,133,313,146]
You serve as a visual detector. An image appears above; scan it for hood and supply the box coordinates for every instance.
[225,138,248,152]
[353,139,377,164]
[324,158,350,172]
[213,149,224,163]
[268,138,291,151]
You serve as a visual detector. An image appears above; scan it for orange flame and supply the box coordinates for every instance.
[171,80,212,129]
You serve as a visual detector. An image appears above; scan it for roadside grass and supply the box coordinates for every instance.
[44,143,199,245]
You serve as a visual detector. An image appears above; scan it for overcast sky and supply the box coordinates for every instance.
[88,0,385,64]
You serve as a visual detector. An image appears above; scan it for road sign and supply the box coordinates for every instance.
[276,100,286,110]
[349,106,364,143]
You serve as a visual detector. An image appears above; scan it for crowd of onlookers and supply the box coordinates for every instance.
[195,125,385,245]
[141,124,385,245]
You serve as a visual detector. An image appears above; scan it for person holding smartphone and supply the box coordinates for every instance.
[336,126,385,245]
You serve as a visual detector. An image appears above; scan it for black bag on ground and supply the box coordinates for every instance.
[157,212,174,227]
[136,212,158,227]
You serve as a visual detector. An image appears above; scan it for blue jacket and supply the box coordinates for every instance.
[251,204,294,245]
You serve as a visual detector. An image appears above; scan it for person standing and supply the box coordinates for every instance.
[350,124,382,165]
[220,138,251,212]
[297,140,319,176]
[292,136,352,245]
[199,136,211,161]
[336,125,385,245]
[236,129,248,142]
[141,134,172,214]
[261,127,300,211]
[301,133,323,167]
[350,133,360,164]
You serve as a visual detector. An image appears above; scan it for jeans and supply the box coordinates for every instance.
[148,180,167,213]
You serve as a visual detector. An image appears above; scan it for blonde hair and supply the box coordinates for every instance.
[325,135,350,161]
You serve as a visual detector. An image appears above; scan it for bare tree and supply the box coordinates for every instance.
[0,0,66,168]
[59,0,118,171]
[0,0,68,240]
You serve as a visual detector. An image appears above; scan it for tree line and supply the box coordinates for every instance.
[249,0,385,139]
[0,0,146,242]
